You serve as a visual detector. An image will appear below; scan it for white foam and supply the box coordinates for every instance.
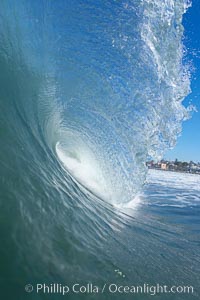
[56,142,112,201]
[146,169,200,206]
[147,169,200,192]
[115,193,142,210]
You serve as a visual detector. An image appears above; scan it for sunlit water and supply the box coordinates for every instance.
[0,1,199,299]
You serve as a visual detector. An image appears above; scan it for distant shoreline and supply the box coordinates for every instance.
[147,167,200,175]
[146,159,200,175]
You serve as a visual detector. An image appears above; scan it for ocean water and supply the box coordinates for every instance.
[0,0,199,299]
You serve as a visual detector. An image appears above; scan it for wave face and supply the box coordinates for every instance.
[0,0,191,204]
[1,2,199,299]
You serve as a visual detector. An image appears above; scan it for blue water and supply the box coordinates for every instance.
[0,0,199,299]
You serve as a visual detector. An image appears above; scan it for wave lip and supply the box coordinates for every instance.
[0,0,191,204]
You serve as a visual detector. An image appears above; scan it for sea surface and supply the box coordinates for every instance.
[0,1,199,299]
[1,168,200,300]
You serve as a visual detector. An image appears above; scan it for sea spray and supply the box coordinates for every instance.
[0,0,191,203]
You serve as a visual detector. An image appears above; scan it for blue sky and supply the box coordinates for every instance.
[165,0,200,163]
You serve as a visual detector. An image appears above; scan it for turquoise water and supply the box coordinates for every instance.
[0,0,199,299]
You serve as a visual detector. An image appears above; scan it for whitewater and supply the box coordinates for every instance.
[0,0,199,299]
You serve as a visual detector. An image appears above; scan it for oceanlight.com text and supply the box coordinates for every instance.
[25,283,194,296]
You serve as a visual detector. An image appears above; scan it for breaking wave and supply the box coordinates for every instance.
[0,0,191,204]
